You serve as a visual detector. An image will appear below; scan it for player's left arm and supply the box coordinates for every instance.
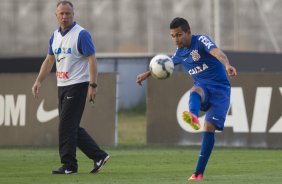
[210,48,237,76]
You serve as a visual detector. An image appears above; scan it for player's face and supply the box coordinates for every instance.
[56,3,74,30]
[170,27,191,48]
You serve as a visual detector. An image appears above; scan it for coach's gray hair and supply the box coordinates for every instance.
[57,1,73,8]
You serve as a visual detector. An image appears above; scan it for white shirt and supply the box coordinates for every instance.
[51,24,90,86]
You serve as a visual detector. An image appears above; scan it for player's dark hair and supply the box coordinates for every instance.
[170,17,190,33]
[57,1,73,8]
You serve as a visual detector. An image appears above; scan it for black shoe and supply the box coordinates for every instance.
[90,155,110,174]
[52,166,77,174]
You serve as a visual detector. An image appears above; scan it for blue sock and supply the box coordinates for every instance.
[195,132,215,175]
[189,91,201,117]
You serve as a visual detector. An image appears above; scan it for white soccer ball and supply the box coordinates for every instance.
[149,54,174,80]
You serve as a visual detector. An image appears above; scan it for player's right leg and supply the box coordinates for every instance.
[182,111,201,130]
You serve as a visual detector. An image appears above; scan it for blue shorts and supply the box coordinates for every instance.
[194,84,231,131]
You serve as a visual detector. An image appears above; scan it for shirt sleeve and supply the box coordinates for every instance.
[171,49,181,65]
[77,30,95,56]
[48,33,54,55]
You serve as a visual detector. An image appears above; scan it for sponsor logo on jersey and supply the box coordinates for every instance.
[54,47,72,55]
[188,63,209,75]
[57,56,66,62]
[55,48,72,62]
[198,36,214,49]
[56,71,69,79]
[190,50,201,62]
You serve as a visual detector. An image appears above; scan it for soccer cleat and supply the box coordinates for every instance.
[182,111,201,130]
[188,173,204,181]
[90,155,110,174]
[52,166,77,174]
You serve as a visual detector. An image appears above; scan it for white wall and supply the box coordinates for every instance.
[0,0,282,57]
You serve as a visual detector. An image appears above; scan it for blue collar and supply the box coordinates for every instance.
[58,22,76,36]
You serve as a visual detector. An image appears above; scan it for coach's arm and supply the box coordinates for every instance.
[32,54,55,98]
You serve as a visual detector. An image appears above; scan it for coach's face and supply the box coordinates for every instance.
[170,27,191,48]
[56,3,74,31]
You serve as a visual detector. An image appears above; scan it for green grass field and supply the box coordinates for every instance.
[0,110,282,184]
[118,110,146,145]
[0,147,282,184]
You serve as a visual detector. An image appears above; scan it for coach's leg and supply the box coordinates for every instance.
[59,83,87,170]
[77,127,108,160]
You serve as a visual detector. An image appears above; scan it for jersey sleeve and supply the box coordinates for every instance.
[48,33,54,55]
[77,30,95,56]
[198,35,217,53]
[171,49,181,65]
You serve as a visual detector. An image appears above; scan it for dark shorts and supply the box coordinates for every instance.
[194,84,231,131]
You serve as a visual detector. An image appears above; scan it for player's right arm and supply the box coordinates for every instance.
[136,71,151,86]
[136,54,178,86]
[32,54,55,98]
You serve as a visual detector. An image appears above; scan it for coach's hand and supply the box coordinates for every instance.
[32,81,41,99]
[88,87,97,104]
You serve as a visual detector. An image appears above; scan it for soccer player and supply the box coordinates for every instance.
[32,1,109,174]
[136,17,237,181]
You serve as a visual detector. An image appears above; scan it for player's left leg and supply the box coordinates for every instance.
[188,86,230,180]
[188,122,216,181]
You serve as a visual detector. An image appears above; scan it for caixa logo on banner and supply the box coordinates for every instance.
[177,87,282,133]
[0,94,58,126]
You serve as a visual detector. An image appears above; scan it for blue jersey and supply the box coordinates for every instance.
[171,35,230,87]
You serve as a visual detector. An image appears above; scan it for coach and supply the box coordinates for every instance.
[32,0,109,174]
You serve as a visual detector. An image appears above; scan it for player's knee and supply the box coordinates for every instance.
[204,121,216,132]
